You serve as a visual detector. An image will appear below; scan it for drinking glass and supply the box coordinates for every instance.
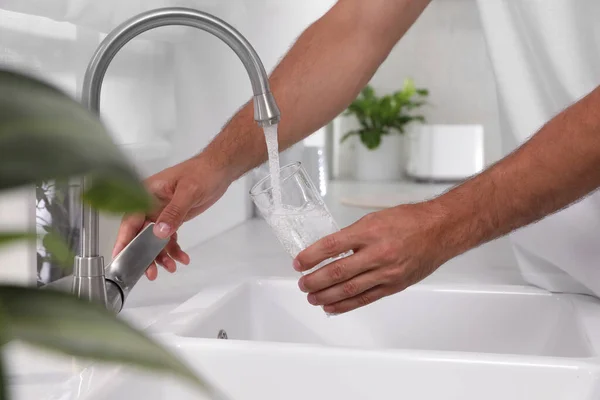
[250,162,350,275]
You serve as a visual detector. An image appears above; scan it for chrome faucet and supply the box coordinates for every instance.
[72,7,281,313]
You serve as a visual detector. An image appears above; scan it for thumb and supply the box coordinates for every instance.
[153,186,196,239]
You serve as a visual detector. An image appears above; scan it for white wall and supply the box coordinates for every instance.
[334,0,502,179]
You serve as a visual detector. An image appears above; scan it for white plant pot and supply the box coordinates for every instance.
[355,133,406,182]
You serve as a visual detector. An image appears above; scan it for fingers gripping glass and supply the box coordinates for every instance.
[250,162,351,276]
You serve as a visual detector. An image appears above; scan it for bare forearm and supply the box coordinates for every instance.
[433,86,600,261]
[199,0,430,180]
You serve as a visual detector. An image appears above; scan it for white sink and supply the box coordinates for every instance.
[158,278,599,358]
[44,338,600,400]
[25,278,600,399]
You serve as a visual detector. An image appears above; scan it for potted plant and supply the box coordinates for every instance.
[342,79,428,181]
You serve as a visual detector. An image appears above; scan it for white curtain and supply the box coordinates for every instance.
[477,0,600,297]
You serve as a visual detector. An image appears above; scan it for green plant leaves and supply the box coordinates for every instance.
[340,130,358,143]
[0,231,73,270]
[0,234,74,280]
[0,351,5,400]
[0,70,119,188]
[41,231,74,269]
[360,130,383,150]
[343,81,429,150]
[361,85,376,100]
[402,78,417,99]
[0,304,6,400]
[0,286,215,396]
[0,69,151,214]
[82,173,153,214]
[0,232,37,248]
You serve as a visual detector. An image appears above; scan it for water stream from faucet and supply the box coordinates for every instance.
[264,124,282,207]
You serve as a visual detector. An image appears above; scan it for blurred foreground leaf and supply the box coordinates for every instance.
[0,233,36,248]
[0,232,73,270]
[41,231,74,268]
[82,173,153,214]
[0,352,5,400]
[0,69,151,214]
[0,303,7,400]
[0,286,215,396]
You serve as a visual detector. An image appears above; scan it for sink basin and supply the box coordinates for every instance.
[160,278,599,358]
[45,338,600,400]
[27,278,600,399]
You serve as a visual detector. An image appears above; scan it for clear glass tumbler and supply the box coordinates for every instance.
[250,162,349,275]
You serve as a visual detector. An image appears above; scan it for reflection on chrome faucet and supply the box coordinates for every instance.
[73,7,281,312]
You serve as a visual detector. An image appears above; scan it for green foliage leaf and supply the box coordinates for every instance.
[41,231,74,269]
[0,231,73,271]
[0,300,7,346]
[340,130,358,143]
[402,78,417,99]
[406,101,427,110]
[0,69,151,214]
[82,173,153,214]
[360,130,382,150]
[0,232,36,248]
[361,85,376,100]
[0,70,123,188]
[0,286,216,396]
[0,335,6,400]
[0,303,7,400]
[0,365,5,400]
[379,96,393,123]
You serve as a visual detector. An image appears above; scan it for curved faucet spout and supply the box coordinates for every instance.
[75,7,281,312]
[81,7,280,126]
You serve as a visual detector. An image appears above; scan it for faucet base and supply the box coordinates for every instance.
[72,256,107,306]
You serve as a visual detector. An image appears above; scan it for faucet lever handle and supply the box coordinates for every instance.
[105,223,169,312]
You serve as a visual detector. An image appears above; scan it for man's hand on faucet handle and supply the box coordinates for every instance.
[112,155,232,280]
